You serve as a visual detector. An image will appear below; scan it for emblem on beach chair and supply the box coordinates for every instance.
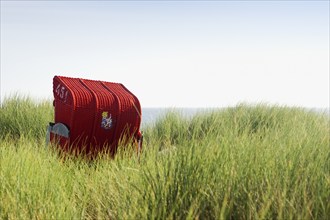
[101,111,113,129]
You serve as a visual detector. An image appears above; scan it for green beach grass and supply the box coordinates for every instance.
[0,96,329,219]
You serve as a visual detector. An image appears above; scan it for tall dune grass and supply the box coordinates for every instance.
[0,97,329,219]
[0,95,53,140]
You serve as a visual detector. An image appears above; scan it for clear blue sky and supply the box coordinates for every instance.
[1,1,329,108]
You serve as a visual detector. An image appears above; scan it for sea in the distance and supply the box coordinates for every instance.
[141,108,210,127]
[141,107,330,128]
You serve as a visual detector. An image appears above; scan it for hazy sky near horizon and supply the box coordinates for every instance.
[1,1,329,108]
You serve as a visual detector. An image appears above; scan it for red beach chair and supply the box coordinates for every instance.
[46,76,142,156]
